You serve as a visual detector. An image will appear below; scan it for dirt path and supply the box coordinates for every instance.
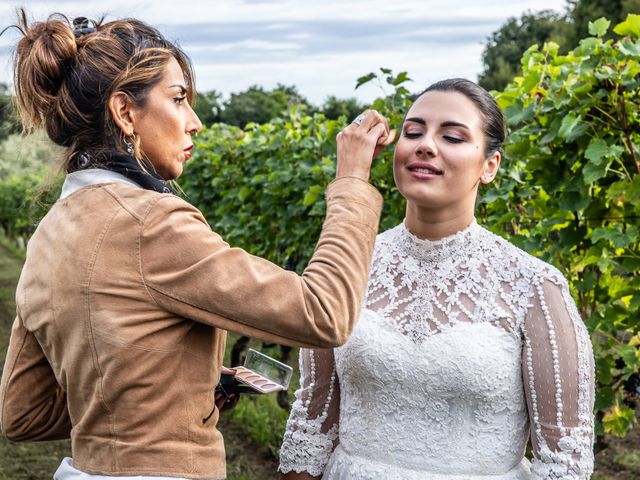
[0,241,278,480]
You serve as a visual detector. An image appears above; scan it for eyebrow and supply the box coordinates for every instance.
[404,117,470,130]
[168,84,187,95]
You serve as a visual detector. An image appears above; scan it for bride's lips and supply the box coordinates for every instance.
[183,144,194,160]
[407,161,443,180]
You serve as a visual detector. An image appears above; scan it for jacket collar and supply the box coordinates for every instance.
[60,168,140,199]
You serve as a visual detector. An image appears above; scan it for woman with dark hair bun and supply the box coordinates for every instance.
[0,10,394,480]
[279,79,595,479]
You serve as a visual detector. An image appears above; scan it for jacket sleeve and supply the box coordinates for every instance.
[139,177,383,348]
[522,273,595,479]
[0,310,71,441]
[279,348,340,476]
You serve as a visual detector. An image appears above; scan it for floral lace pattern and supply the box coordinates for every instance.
[279,221,595,479]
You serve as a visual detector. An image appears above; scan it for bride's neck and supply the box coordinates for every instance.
[404,203,475,241]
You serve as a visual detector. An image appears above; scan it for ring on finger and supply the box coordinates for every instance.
[352,114,365,126]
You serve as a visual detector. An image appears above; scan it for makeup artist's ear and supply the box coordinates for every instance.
[109,91,136,136]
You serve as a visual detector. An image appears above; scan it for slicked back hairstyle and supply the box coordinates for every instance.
[9,9,195,172]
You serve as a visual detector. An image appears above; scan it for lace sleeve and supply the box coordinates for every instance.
[278,347,340,477]
[522,273,595,479]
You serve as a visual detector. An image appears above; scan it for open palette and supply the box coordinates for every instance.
[233,366,285,393]
[216,349,293,395]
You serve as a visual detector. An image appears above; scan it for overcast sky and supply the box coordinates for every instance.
[0,0,567,104]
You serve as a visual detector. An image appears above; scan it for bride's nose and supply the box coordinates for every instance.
[415,134,437,157]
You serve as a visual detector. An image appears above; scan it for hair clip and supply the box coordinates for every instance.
[73,17,96,37]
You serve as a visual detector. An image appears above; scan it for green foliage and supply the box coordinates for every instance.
[181,69,411,272]
[0,131,61,180]
[194,90,223,126]
[219,84,311,128]
[566,0,640,46]
[319,95,363,121]
[0,131,62,249]
[0,83,20,142]
[479,10,570,91]
[479,0,640,92]
[491,14,640,437]
[0,172,61,246]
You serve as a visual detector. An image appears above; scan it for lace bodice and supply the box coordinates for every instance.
[279,220,595,479]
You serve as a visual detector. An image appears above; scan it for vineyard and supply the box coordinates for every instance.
[0,14,638,478]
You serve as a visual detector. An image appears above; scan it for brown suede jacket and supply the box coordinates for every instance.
[0,176,382,479]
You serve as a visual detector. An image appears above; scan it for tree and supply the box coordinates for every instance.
[319,96,363,121]
[478,0,640,92]
[219,84,311,128]
[478,11,569,91]
[0,83,20,141]
[193,90,223,127]
[565,0,640,45]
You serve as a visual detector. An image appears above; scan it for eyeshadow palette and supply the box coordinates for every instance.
[232,366,285,394]
[216,349,293,395]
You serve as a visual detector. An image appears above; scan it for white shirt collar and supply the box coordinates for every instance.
[60,168,140,199]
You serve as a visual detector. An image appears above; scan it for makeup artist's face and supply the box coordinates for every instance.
[393,90,494,214]
[131,57,202,180]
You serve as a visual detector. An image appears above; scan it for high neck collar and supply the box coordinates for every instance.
[396,218,481,261]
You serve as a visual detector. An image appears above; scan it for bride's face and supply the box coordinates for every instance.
[393,90,499,214]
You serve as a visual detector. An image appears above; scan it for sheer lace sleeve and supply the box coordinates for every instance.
[522,273,595,479]
[278,347,341,477]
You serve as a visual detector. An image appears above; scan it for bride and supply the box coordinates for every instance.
[278,78,595,479]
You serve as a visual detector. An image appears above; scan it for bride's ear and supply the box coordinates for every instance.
[480,151,501,184]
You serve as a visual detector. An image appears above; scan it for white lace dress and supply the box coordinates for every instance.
[278,220,595,479]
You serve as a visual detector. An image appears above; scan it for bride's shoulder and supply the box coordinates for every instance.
[477,225,567,285]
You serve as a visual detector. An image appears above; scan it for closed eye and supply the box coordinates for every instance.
[444,135,464,143]
[403,132,422,139]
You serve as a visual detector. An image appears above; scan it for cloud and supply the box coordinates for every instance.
[0,0,566,102]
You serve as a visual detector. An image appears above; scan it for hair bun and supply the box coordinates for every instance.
[14,15,77,128]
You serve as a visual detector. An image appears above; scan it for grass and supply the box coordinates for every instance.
[222,336,300,458]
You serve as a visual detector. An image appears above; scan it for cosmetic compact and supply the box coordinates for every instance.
[216,348,293,395]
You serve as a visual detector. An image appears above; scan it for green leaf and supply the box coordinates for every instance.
[558,113,580,140]
[619,345,640,369]
[355,73,376,89]
[302,185,322,206]
[584,138,608,164]
[614,14,640,38]
[238,186,252,201]
[582,138,612,185]
[388,72,411,86]
[589,17,611,37]
[618,38,640,57]
[603,404,637,437]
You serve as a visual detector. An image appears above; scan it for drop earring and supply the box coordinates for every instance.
[124,133,135,155]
